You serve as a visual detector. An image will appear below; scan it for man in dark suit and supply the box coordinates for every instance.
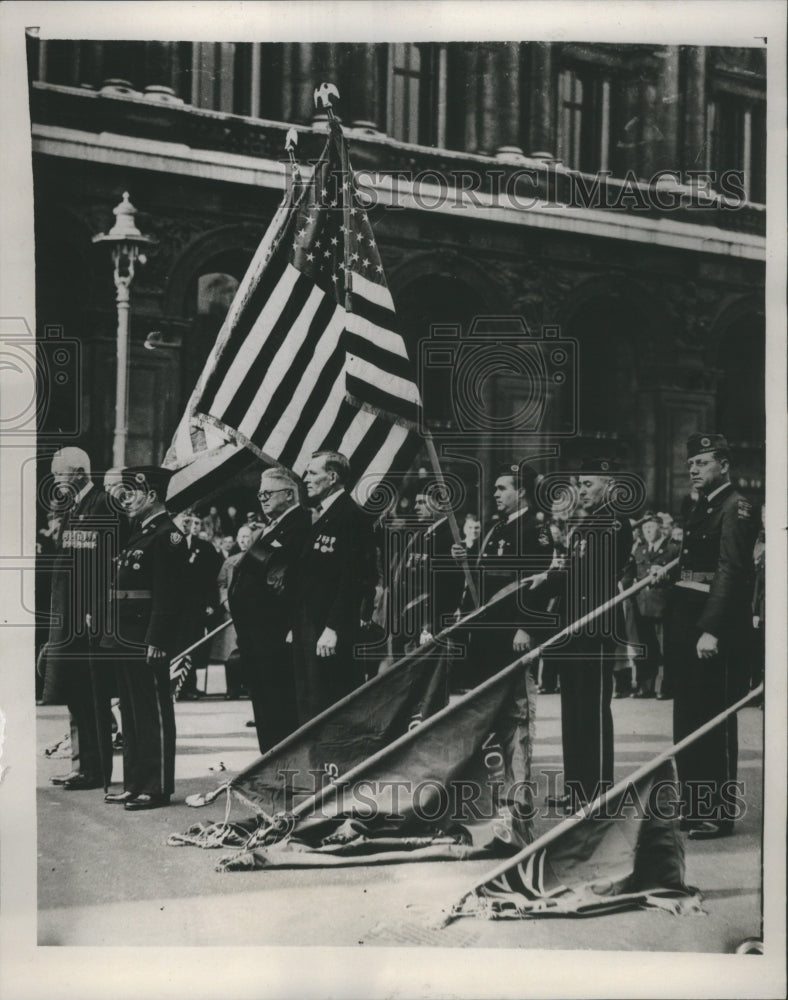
[102,466,189,810]
[39,447,118,791]
[290,451,378,724]
[228,468,311,752]
[657,433,757,839]
[629,512,680,698]
[536,458,634,812]
[174,510,222,698]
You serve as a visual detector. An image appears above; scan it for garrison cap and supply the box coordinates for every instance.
[637,510,661,527]
[496,462,538,494]
[121,465,175,500]
[686,432,729,459]
[578,456,621,475]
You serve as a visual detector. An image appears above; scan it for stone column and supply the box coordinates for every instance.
[462,44,481,153]
[658,46,681,174]
[345,43,382,130]
[527,42,554,157]
[682,47,707,174]
[477,42,524,155]
[287,43,315,124]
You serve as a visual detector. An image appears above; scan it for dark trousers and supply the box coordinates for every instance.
[116,657,175,797]
[236,629,299,754]
[224,648,245,698]
[668,597,748,824]
[66,659,104,781]
[292,610,357,726]
[553,648,615,805]
[633,616,663,693]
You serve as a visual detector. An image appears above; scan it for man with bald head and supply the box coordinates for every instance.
[40,447,118,790]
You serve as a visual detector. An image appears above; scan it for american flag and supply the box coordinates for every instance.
[165,118,422,510]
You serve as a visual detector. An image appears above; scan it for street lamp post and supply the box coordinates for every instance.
[92,192,156,468]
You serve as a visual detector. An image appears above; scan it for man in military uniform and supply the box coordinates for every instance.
[536,459,634,812]
[39,447,118,791]
[102,466,189,810]
[659,433,757,839]
[390,482,464,658]
[454,464,555,683]
[228,468,311,753]
[451,463,555,834]
[629,512,680,698]
[290,451,378,724]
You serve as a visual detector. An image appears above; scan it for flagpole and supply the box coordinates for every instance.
[187,567,544,808]
[169,620,233,700]
[441,679,764,925]
[317,84,478,608]
[423,432,480,608]
[242,559,679,830]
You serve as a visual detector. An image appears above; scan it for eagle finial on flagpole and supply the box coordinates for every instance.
[314,81,340,120]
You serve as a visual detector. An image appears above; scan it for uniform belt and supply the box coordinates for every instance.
[675,580,711,594]
[112,589,153,600]
[680,570,715,583]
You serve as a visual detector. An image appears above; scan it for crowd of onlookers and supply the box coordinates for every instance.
[36,483,765,711]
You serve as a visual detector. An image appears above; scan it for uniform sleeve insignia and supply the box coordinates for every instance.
[737,500,752,520]
[170,531,183,545]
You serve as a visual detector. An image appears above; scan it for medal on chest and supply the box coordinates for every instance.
[314,533,336,554]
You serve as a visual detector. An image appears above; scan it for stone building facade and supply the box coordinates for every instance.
[28,39,765,514]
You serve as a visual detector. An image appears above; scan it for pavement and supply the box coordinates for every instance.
[36,675,764,953]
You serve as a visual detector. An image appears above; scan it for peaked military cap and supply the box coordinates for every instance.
[121,465,175,500]
[686,432,729,459]
[578,456,621,475]
[496,462,538,494]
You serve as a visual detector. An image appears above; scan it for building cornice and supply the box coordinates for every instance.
[33,122,765,263]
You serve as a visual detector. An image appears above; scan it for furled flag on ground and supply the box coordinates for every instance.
[443,759,702,921]
[165,114,422,510]
[198,658,537,871]
[168,639,451,850]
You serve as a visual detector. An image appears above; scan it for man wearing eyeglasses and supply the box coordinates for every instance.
[228,468,310,752]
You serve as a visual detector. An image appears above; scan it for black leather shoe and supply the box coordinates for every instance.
[50,770,81,785]
[105,790,136,804]
[62,774,103,791]
[688,820,733,840]
[124,793,170,811]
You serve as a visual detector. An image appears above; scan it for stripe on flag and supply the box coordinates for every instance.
[165,117,423,511]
